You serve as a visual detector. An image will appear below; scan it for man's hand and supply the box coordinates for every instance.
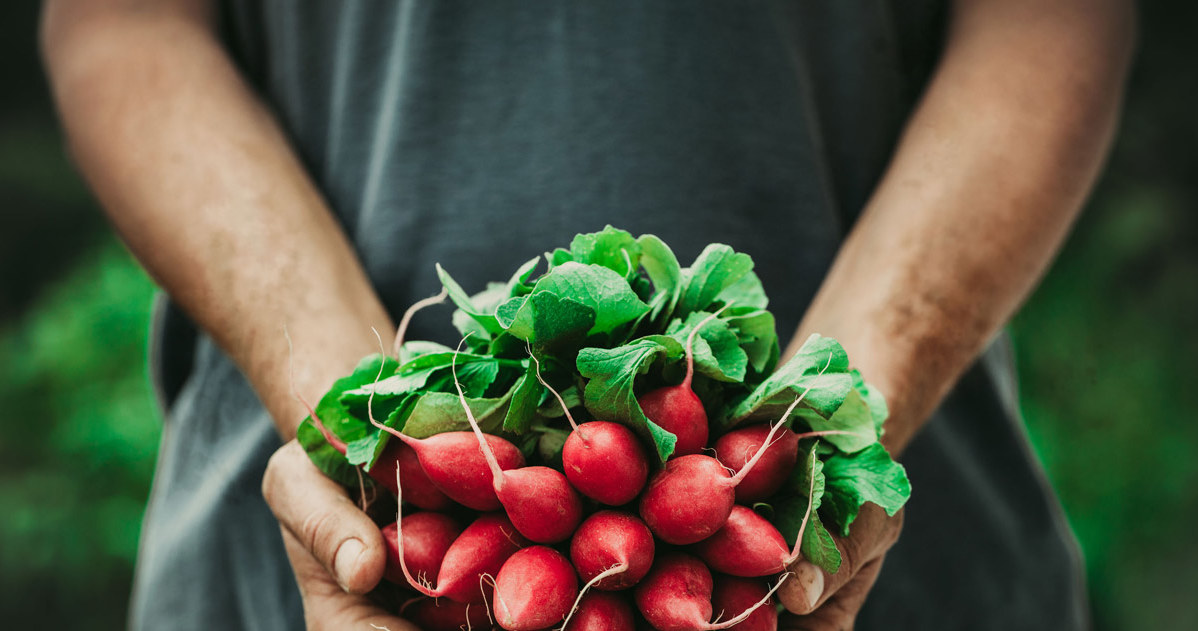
[776,506,903,630]
[263,442,418,631]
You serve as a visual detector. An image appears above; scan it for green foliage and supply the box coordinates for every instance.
[0,239,160,626]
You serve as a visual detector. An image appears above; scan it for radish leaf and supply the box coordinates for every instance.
[576,337,684,461]
[821,443,911,536]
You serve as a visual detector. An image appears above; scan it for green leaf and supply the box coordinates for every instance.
[506,257,542,296]
[724,334,854,434]
[637,234,683,321]
[774,441,842,574]
[811,388,878,453]
[452,282,510,340]
[502,363,544,434]
[674,244,754,318]
[503,291,596,347]
[577,338,681,461]
[716,270,769,311]
[402,391,513,439]
[569,226,642,278]
[667,312,748,383]
[527,262,650,335]
[545,248,573,269]
[537,427,570,469]
[436,263,503,335]
[339,366,440,404]
[821,443,911,536]
[852,369,890,434]
[397,340,453,363]
[296,419,362,487]
[726,308,779,374]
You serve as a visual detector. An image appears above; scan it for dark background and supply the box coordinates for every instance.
[2,3,1195,629]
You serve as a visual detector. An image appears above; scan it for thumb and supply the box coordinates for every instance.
[263,440,387,594]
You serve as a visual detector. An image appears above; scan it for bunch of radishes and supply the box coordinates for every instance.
[296,227,910,630]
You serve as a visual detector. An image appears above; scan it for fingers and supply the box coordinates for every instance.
[262,440,386,594]
[778,558,885,631]
[281,527,419,631]
[778,504,903,615]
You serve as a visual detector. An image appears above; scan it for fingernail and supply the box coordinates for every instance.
[334,538,365,592]
[795,561,824,611]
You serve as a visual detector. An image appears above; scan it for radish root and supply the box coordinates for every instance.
[393,287,449,358]
[705,572,791,629]
[727,351,833,487]
[451,335,506,487]
[556,562,630,631]
[529,345,579,432]
[785,450,821,565]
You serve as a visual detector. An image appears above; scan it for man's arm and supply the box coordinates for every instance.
[778,0,1135,627]
[41,1,411,628]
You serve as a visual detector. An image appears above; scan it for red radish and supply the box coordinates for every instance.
[401,597,493,631]
[639,360,853,545]
[569,511,655,591]
[711,577,778,631]
[396,508,528,602]
[391,426,525,606]
[377,429,525,511]
[450,344,584,543]
[563,591,636,631]
[392,440,454,510]
[633,553,787,631]
[292,328,525,513]
[692,505,789,577]
[713,424,799,503]
[636,309,729,457]
[381,512,461,586]
[562,421,649,505]
[532,354,649,506]
[638,453,735,544]
[492,546,579,631]
[365,440,455,510]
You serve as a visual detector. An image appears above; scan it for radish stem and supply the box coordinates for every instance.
[392,287,449,358]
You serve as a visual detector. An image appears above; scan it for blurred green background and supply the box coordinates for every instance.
[2,3,1195,630]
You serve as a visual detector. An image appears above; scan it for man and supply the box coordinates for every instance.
[42,1,1134,629]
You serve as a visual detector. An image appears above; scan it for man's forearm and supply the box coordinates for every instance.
[788,0,1135,453]
[42,1,392,436]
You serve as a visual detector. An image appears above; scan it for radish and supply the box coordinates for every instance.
[562,591,636,631]
[401,597,493,631]
[392,440,454,510]
[390,440,529,604]
[492,546,579,631]
[450,344,584,543]
[532,354,649,505]
[711,576,778,631]
[692,505,790,577]
[365,440,455,510]
[394,498,528,603]
[639,361,855,545]
[632,553,786,631]
[637,453,735,544]
[712,424,799,503]
[569,511,655,591]
[636,309,728,457]
[381,512,461,586]
[372,428,525,511]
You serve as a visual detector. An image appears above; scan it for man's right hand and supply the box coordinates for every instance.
[263,441,419,631]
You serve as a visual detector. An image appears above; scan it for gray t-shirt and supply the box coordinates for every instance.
[131,2,1088,629]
